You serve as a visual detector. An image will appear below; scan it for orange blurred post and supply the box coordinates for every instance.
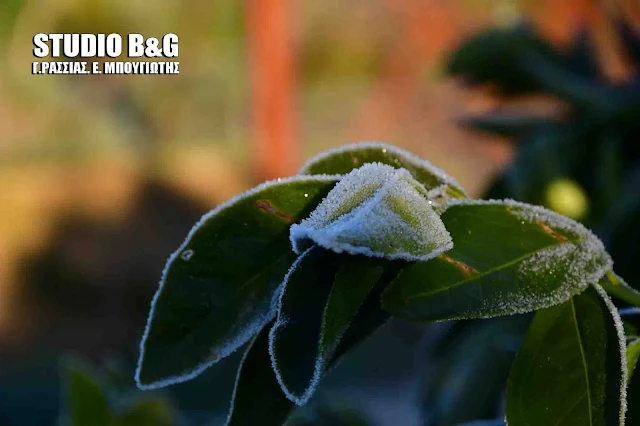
[246,0,298,182]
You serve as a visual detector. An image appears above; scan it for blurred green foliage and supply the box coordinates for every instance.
[60,356,177,426]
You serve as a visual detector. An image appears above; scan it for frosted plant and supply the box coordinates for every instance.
[290,163,453,261]
[134,142,638,426]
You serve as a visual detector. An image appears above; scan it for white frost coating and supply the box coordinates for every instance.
[442,241,612,321]
[443,198,603,243]
[592,283,628,426]
[298,141,468,196]
[135,174,341,390]
[487,241,611,316]
[290,163,453,261]
[433,199,613,319]
[268,247,320,406]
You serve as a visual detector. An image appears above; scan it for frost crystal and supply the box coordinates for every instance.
[290,163,453,261]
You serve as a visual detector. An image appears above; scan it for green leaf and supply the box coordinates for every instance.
[382,200,612,321]
[520,49,614,109]
[136,176,339,389]
[298,142,467,199]
[226,320,294,426]
[268,246,342,404]
[62,358,111,426]
[114,397,176,426]
[564,29,601,80]
[225,260,401,426]
[447,24,554,95]
[291,163,453,261]
[627,338,640,380]
[600,270,640,307]
[270,245,386,404]
[627,338,640,425]
[506,285,627,426]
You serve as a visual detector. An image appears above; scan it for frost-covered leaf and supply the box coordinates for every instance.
[290,163,453,262]
[269,245,386,405]
[269,246,341,405]
[298,142,467,199]
[600,270,640,307]
[136,175,339,389]
[382,200,612,321]
[506,285,627,426]
[227,258,400,425]
[62,358,111,426]
[627,338,640,424]
[226,320,294,426]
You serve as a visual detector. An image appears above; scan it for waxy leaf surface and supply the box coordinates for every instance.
[382,200,612,320]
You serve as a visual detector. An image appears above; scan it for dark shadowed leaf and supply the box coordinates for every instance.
[329,260,405,362]
[62,358,111,426]
[315,256,385,374]
[616,18,640,66]
[506,285,626,426]
[226,320,294,426]
[269,246,343,404]
[382,200,611,321]
[298,142,467,199]
[564,29,601,79]
[461,112,553,138]
[519,49,614,109]
[269,246,386,405]
[136,176,338,389]
[424,316,529,426]
[447,24,554,95]
[226,260,402,426]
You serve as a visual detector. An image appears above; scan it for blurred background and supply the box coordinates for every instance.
[1,0,640,425]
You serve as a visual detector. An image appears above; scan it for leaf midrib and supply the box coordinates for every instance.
[571,298,594,426]
[403,241,572,301]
